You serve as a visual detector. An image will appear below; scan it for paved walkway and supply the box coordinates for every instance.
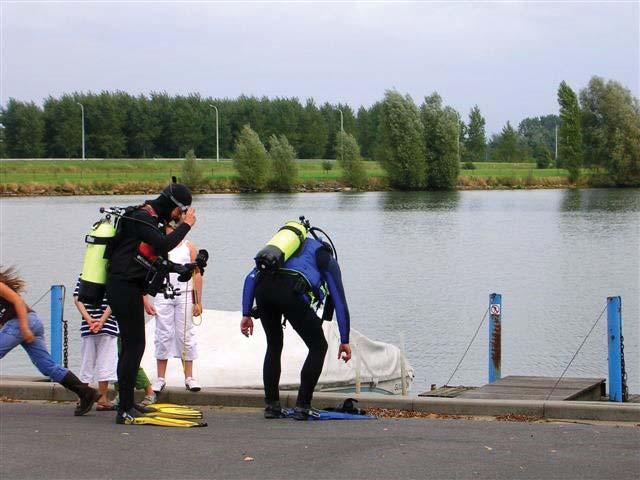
[1,402,638,479]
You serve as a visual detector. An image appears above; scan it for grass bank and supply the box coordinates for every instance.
[0,159,599,196]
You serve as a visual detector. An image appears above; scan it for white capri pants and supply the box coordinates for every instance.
[154,295,198,361]
[79,334,118,384]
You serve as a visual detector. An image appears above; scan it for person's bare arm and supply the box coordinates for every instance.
[0,282,34,343]
[189,242,203,316]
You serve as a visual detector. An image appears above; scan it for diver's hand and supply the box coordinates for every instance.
[241,316,253,337]
[193,303,202,316]
[183,207,196,227]
[143,297,156,316]
[20,327,35,344]
[338,343,351,363]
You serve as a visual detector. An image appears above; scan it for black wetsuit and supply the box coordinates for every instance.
[243,238,350,408]
[106,205,190,412]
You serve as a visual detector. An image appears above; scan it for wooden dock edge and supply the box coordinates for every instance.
[1,377,638,423]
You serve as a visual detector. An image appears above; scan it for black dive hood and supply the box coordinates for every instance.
[149,180,192,221]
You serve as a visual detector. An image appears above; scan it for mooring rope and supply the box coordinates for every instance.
[545,303,607,401]
[445,306,490,387]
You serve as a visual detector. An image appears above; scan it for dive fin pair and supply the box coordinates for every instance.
[124,415,207,428]
[118,403,207,427]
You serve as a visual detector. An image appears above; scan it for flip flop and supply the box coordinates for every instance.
[96,402,117,411]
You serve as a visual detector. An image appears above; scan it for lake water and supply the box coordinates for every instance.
[1,189,638,394]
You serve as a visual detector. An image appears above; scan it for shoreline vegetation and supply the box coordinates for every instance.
[0,159,622,197]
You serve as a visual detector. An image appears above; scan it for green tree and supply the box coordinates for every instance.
[420,93,460,189]
[2,99,45,157]
[557,81,583,182]
[580,76,640,185]
[181,149,204,189]
[463,105,486,162]
[233,125,270,190]
[356,102,382,159]
[269,134,298,192]
[518,114,558,163]
[126,95,161,157]
[376,90,426,189]
[493,122,520,162]
[335,131,367,189]
[297,99,328,158]
[533,144,553,169]
[85,91,128,158]
[43,94,83,158]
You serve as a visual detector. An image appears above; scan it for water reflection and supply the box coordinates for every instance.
[381,190,461,211]
[561,188,640,212]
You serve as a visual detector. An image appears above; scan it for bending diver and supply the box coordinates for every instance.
[240,217,352,420]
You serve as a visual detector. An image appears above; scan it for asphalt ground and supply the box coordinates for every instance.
[1,401,638,480]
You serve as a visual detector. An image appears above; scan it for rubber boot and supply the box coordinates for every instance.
[292,404,321,421]
[264,400,287,419]
[60,371,100,416]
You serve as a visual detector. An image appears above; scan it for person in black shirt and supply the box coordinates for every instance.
[106,182,196,424]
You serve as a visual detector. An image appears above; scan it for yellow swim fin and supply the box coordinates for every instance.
[126,415,207,428]
[145,404,203,419]
[146,410,203,420]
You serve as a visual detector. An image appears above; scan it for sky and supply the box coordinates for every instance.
[1,1,638,134]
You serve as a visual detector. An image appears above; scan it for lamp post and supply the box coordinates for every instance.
[209,104,219,162]
[554,123,558,162]
[337,108,344,163]
[77,102,85,160]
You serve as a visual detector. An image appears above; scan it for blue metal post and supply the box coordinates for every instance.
[50,285,63,365]
[607,296,623,402]
[489,293,502,383]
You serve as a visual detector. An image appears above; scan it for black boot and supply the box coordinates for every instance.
[264,401,287,419]
[292,404,321,421]
[60,372,99,416]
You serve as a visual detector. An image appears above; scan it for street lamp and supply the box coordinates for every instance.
[77,102,85,160]
[337,108,344,163]
[209,104,219,162]
[554,123,558,162]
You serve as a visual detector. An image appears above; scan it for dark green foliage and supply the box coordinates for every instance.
[269,134,298,192]
[518,114,558,163]
[2,99,45,157]
[322,160,333,173]
[232,125,270,190]
[420,93,460,189]
[580,76,640,185]
[181,149,204,189]
[493,122,521,162]
[297,99,328,158]
[356,103,382,159]
[463,161,476,170]
[534,144,553,169]
[377,90,426,189]
[43,94,83,157]
[557,81,583,182]
[463,105,486,163]
[335,131,367,189]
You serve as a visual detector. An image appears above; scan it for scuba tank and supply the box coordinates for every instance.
[77,215,118,304]
[254,220,308,272]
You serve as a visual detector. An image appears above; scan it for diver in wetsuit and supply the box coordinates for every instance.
[106,182,196,424]
[240,232,352,420]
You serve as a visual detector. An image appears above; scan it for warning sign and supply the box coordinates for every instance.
[490,304,501,316]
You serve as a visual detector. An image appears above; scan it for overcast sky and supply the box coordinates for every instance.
[1,1,638,134]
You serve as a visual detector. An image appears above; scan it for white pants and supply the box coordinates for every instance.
[154,296,198,361]
[79,334,118,384]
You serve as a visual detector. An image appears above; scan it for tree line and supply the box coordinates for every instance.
[1,76,638,187]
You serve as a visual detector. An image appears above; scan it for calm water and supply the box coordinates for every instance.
[1,189,638,394]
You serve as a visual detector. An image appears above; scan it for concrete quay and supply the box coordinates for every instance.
[1,376,639,423]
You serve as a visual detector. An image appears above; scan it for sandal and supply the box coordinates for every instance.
[96,402,117,411]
